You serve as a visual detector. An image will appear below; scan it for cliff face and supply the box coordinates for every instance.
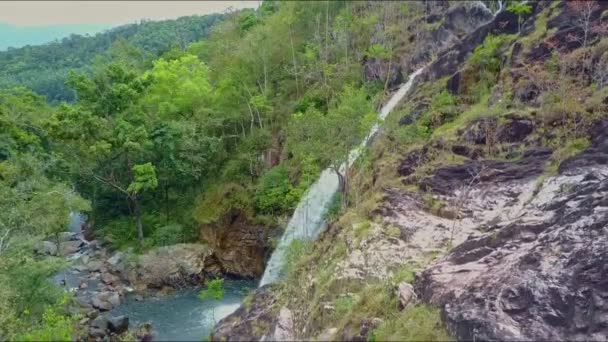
[213,1,608,340]
[417,121,608,341]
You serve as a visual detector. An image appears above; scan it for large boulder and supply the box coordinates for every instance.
[127,243,217,289]
[108,315,129,334]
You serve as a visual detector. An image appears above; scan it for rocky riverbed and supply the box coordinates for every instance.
[37,221,249,341]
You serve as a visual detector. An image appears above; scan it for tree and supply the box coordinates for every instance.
[127,163,158,246]
[287,85,375,208]
[507,2,532,34]
[199,278,225,323]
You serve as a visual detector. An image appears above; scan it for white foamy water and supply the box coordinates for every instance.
[259,67,425,286]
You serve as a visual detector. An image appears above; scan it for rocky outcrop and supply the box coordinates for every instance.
[364,2,493,86]
[200,212,272,278]
[211,285,279,341]
[416,122,608,341]
[126,243,218,290]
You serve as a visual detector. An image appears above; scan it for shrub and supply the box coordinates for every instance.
[254,166,298,215]
[193,183,253,225]
[469,34,508,78]
[370,305,451,341]
[151,223,184,246]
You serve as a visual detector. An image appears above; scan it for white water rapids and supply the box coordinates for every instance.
[259,67,425,286]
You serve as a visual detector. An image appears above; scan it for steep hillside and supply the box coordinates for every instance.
[0,13,224,102]
[213,1,608,340]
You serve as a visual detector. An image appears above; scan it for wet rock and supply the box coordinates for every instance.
[107,292,120,307]
[92,295,112,311]
[58,231,78,242]
[108,315,129,334]
[33,241,57,256]
[395,282,417,309]
[212,285,278,341]
[89,327,106,339]
[90,315,108,330]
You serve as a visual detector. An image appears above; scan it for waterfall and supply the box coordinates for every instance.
[259,67,425,286]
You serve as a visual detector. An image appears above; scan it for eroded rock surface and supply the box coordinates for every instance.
[416,124,608,341]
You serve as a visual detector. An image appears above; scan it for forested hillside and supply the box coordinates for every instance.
[1,0,607,341]
[0,13,224,102]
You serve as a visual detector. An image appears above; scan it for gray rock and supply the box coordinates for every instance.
[101,272,118,285]
[90,315,108,330]
[89,327,106,339]
[395,282,417,309]
[88,260,103,272]
[107,292,121,307]
[272,307,294,341]
[107,252,124,268]
[58,231,78,242]
[108,315,129,334]
[91,297,112,311]
[58,240,83,256]
[33,241,57,256]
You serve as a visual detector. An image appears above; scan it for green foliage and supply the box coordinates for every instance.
[0,14,224,102]
[193,183,253,225]
[199,278,225,301]
[548,138,591,174]
[254,166,299,215]
[151,223,185,247]
[128,163,159,194]
[20,298,75,342]
[469,34,508,76]
[370,305,451,342]
[507,2,533,33]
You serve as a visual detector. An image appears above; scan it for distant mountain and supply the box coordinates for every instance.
[0,14,225,102]
[0,22,113,50]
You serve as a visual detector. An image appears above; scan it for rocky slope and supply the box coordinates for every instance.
[212,1,608,341]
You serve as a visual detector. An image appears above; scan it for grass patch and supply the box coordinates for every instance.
[369,305,451,342]
[547,138,590,174]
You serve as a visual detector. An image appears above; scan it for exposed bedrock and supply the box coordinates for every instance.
[416,121,608,341]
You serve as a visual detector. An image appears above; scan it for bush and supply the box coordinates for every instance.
[469,34,508,78]
[370,305,451,341]
[193,183,253,225]
[151,223,184,246]
[254,166,298,215]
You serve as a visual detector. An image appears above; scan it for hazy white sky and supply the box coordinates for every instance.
[0,1,259,27]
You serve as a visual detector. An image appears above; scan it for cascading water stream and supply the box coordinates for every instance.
[259,67,425,286]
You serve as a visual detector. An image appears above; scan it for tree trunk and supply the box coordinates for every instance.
[133,197,144,248]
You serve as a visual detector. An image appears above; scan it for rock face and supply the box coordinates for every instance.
[363,2,492,86]
[415,123,608,341]
[211,285,279,341]
[200,212,272,278]
[33,240,58,256]
[127,243,217,289]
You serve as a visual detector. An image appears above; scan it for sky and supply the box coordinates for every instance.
[0,1,259,27]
